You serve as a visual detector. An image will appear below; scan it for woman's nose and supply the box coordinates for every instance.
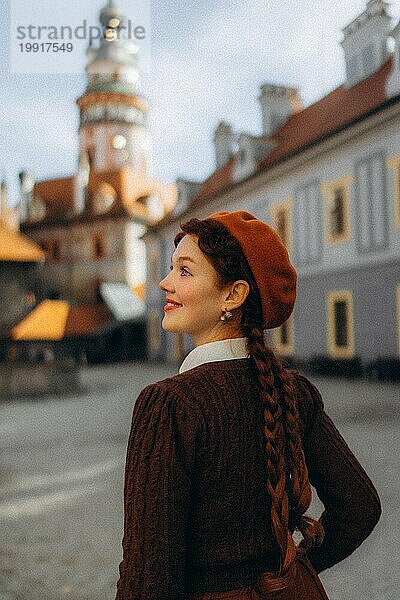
[159,272,172,291]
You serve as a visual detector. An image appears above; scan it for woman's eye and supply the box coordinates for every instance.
[169,265,190,276]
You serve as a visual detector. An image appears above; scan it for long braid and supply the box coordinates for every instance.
[244,325,297,584]
[244,323,324,590]
[175,217,324,592]
[274,350,324,549]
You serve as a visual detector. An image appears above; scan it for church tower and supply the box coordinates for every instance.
[76,0,150,174]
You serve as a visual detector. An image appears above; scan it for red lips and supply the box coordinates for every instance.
[165,298,183,306]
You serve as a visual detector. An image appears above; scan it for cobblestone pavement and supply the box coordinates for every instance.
[0,361,398,600]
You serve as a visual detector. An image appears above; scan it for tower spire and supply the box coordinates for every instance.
[76,0,150,173]
[99,0,125,29]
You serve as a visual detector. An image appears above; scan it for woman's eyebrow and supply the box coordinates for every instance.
[170,255,196,264]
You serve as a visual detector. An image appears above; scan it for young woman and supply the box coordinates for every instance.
[115,210,381,600]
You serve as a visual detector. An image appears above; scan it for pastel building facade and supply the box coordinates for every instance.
[143,0,400,367]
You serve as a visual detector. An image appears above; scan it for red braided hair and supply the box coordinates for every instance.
[174,217,324,591]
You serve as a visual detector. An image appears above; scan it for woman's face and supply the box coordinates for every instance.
[159,234,237,346]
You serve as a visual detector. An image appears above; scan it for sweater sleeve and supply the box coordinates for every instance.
[115,382,202,600]
[296,375,382,574]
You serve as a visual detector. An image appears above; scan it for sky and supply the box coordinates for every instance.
[1,0,400,208]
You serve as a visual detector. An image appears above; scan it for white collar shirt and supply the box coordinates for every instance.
[178,337,250,374]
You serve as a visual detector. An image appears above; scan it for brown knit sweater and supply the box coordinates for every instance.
[115,358,381,599]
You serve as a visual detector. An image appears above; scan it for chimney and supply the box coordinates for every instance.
[18,170,34,223]
[213,121,235,169]
[386,19,400,97]
[258,84,302,136]
[341,0,391,88]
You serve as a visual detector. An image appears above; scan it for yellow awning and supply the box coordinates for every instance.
[0,221,44,262]
[11,300,70,341]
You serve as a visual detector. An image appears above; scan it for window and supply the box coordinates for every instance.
[386,155,400,229]
[327,290,355,359]
[333,300,348,347]
[93,234,106,259]
[269,199,293,252]
[273,313,294,356]
[330,188,345,237]
[321,175,352,245]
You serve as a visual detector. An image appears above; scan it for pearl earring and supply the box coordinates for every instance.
[220,308,233,322]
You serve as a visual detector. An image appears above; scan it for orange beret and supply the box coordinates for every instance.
[204,210,297,329]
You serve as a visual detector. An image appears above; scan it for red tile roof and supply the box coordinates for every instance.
[87,166,176,218]
[34,177,75,218]
[259,57,393,170]
[29,166,176,226]
[188,57,395,211]
[190,156,236,208]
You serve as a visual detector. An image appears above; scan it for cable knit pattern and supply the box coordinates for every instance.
[115,359,381,599]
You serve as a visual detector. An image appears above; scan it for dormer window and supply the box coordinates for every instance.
[341,0,391,88]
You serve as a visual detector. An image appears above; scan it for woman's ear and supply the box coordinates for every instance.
[225,280,250,310]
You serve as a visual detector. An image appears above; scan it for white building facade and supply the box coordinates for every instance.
[143,0,400,369]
